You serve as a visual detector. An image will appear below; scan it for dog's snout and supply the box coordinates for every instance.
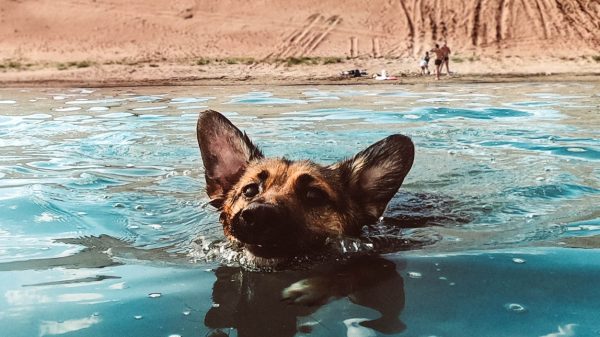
[232,203,292,245]
[240,203,284,228]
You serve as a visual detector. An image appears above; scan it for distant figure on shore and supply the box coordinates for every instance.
[341,69,368,78]
[441,42,452,75]
[419,51,431,75]
[430,44,444,80]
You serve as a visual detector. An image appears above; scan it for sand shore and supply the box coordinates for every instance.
[1,58,599,88]
[1,0,599,87]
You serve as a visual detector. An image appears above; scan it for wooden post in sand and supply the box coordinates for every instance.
[350,37,358,58]
[372,38,381,58]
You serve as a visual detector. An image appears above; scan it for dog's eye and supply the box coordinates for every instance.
[242,183,260,198]
[304,187,328,205]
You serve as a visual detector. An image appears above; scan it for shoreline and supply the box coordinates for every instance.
[1,67,599,88]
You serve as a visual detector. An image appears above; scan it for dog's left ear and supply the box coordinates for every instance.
[197,110,263,207]
[332,134,414,221]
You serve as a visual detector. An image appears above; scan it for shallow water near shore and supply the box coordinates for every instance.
[0,83,599,336]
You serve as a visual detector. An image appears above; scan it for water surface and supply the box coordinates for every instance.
[0,83,599,337]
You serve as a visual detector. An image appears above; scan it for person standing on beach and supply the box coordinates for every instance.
[430,44,444,80]
[441,42,451,75]
[419,51,431,75]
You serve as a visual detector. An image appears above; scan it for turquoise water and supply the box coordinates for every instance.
[0,83,599,337]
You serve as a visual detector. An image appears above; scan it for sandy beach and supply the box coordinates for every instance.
[1,0,599,87]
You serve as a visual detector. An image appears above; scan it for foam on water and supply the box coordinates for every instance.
[227,91,308,105]
[169,97,214,104]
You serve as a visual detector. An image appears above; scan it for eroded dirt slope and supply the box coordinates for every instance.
[1,0,599,62]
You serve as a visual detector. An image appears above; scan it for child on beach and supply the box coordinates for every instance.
[420,51,431,75]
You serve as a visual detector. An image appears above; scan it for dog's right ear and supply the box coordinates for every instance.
[330,134,414,225]
[197,110,263,207]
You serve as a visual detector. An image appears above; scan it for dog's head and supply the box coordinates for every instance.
[197,110,414,265]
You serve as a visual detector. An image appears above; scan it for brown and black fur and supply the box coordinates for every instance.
[197,110,414,266]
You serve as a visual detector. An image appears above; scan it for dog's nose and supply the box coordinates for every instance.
[235,203,288,243]
[240,203,284,228]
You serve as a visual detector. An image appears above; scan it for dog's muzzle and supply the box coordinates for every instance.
[232,203,295,245]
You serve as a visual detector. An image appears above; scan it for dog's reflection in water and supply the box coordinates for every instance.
[205,256,406,337]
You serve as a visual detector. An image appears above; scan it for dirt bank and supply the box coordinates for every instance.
[1,0,599,86]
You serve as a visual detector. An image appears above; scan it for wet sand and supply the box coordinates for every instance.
[1,61,599,88]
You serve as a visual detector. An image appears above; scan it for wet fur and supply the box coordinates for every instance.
[197,110,414,267]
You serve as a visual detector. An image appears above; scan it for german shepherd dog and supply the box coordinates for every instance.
[197,110,414,268]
